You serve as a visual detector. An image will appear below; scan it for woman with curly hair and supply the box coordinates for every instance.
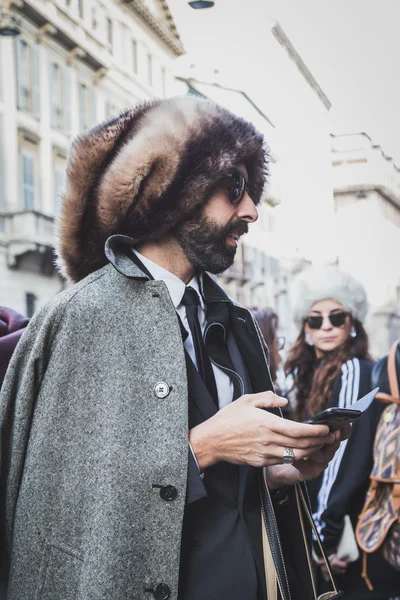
[285,266,399,600]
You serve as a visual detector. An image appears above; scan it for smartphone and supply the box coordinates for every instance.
[304,387,379,432]
[305,408,361,431]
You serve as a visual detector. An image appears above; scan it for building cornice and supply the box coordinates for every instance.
[17,0,110,71]
[122,0,184,57]
[177,77,275,128]
[331,132,400,172]
[271,22,331,110]
[334,184,400,211]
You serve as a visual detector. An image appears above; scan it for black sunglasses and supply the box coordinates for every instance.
[305,311,350,330]
[223,170,251,206]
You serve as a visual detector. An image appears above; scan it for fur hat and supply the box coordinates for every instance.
[291,266,368,327]
[56,96,268,282]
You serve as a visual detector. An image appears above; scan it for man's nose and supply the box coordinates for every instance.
[236,193,258,223]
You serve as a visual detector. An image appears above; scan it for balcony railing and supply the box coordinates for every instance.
[0,210,55,244]
[0,210,56,274]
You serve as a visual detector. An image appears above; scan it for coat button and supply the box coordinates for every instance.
[153,583,171,600]
[153,382,170,399]
[159,485,178,501]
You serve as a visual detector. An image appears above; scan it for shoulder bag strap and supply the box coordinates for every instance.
[295,484,340,598]
[260,477,342,600]
[262,514,278,600]
[260,469,292,600]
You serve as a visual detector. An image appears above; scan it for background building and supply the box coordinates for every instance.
[332,132,400,357]
[0,0,183,316]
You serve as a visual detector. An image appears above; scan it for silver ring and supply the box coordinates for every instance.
[282,447,295,465]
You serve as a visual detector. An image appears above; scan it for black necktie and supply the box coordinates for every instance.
[181,287,219,408]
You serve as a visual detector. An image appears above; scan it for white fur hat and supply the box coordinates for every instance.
[291,266,368,327]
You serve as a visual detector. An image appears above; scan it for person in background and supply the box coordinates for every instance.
[371,340,400,397]
[355,341,400,595]
[285,266,399,600]
[252,307,284,390]
[0,306,29,389]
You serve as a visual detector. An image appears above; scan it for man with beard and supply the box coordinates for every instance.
[0,97,344,600]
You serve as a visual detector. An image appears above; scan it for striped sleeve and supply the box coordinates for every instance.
[313,358,361,540]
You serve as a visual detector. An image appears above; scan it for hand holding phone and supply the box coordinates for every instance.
[304,388,379,432]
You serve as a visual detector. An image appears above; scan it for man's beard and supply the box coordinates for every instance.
[175,211,248,274]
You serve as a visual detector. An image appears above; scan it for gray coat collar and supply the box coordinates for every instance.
[105,234,232,305]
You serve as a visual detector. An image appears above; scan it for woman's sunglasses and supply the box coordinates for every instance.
[305,311,350,330]
[223,171,251,206]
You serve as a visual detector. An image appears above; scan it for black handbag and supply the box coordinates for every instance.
[261,470,343,600]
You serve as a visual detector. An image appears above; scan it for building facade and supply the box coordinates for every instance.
[0,0,183,316]
[332,132,400,357]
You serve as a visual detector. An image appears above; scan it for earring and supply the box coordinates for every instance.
[350,326,357,339]
[305,332,314,346]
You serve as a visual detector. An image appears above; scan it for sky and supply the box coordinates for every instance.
[168,0,400,163]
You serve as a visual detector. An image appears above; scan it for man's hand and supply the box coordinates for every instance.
[189,392,338,472]
[265,424,351,488]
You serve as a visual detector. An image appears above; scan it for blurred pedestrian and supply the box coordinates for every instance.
[0,306,29,389]
[371,338,400,401]
[285,266,395,599]
[0,97,344,599]
[251,307,284,384]
[355,340,400,595]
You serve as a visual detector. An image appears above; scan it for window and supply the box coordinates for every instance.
[63,66,72,134]
[21,149,36,210]
[18,40,30,111]
[50,62,63,129]
[15,38,40,117]
[132,40,138,74]
[147,53,152,86]
[49,61,72,133]
[53,160,66,209]
[79,82,90,131]
[161,66,166,96]
[106,17,113,51]
[91,6,97,30]
[105,100,119,119]
[25,292,37,318]
[66,0,83,16]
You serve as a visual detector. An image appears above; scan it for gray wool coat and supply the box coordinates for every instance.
[0,242,193,600]
[0,237,280,600]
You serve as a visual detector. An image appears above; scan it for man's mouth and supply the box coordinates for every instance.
[227,234,239,247]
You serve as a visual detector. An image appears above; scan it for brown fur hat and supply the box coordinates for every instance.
[56,96,268,282]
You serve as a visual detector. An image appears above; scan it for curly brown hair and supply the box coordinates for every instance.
[285,318,371,421]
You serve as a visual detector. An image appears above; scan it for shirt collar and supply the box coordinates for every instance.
[132,249,205,311]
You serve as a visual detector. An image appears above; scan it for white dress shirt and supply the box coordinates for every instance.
[133,249,234,409]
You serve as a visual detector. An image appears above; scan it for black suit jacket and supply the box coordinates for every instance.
[179,276,316,600]
[179,351,264,600]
